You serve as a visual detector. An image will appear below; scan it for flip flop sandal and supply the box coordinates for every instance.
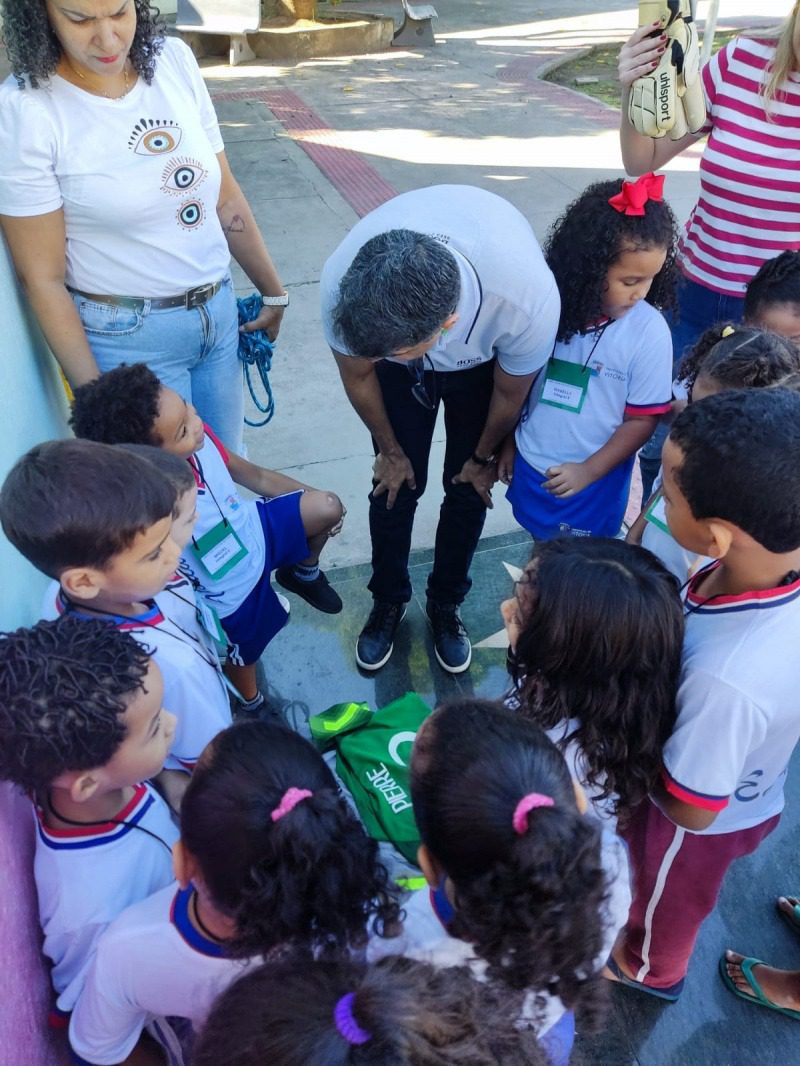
[718,954,800,1022]
[776,896,800,936]
[605,955,684,1002]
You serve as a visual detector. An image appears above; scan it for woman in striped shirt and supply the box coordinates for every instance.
[618,6,800,495]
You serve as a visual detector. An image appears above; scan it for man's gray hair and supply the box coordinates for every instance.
[332,230,461,360]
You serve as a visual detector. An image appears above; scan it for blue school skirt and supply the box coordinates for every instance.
[507,452,633,540]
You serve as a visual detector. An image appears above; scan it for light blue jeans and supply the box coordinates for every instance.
[72,275,244,452]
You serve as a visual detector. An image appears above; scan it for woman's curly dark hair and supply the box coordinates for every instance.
[71,363,163,446]
[544,178,679,342]
[180,720,400,961]
[1,0,165,88]
[194,956,546,1066]
[0,616,150,794]
[411,699,608,1032]
[744,250,800,320]
[507,538,683,819]
[677,323,800,395]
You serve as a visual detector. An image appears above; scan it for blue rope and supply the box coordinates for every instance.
[237,293,276,428]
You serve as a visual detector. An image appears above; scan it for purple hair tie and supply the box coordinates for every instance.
[334,992,372,1046]
[512,792,555,835]
[270,787,313,823]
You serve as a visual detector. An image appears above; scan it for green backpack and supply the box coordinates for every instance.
[309,692,432,865]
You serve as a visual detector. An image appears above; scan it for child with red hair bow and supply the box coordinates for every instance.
[499,174,679,540]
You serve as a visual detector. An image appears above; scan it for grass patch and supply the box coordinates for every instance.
[544,29,748,110]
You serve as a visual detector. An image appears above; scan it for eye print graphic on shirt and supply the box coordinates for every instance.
[128,118,183,155]
[176,200,205,230]
[161,157,208,196]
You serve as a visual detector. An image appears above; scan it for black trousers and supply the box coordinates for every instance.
[368,358,494,606]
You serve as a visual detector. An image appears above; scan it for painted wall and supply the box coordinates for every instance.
[0,238,71,1065]
[0,241,70,630]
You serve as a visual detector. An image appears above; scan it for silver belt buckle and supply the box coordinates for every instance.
[185,283,214,310]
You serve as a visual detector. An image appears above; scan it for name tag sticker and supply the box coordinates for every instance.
[539,357,590,413]
[191,520,248,580]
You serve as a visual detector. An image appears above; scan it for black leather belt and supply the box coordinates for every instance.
[68,279,223,312]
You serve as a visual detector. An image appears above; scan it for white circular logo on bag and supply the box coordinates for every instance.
[388,731,417,767]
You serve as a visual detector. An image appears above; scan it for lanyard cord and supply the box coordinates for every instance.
[580,319,613,371]
[60,590,222,673]
[681,562,800,616]
[46,790,174,856]
[189,454,230,544]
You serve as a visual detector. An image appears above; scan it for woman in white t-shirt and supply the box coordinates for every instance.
[0,0,287,451]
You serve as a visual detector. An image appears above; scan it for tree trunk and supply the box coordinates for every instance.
[268,0,317,18]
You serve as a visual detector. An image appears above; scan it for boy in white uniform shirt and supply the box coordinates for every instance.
[0,618,177,1017]
[70,363,345,713]
[607,388,800,1000]
[0,439,232,789]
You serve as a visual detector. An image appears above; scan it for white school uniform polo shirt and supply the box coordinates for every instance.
[43,575,232,771]
[320,184,560,375]
[515,301,672,474]
[177,426,266,618]
[70,884,259,1065]
[661,564,800,834]
[34,784,177,1012]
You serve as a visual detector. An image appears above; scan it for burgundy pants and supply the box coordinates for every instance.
[619,798,780,989]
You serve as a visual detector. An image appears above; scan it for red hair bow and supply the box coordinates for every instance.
[608,172,665,216]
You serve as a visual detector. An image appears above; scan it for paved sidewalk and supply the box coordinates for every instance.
[203,5,800,1065]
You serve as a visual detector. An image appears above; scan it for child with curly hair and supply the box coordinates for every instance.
[628,324,800,581]
[69,719,400,1065]
[0,618,177,1018]
[500,173,677,539]
[503,537,683,826]
[369,698,630,1066]
[194,956,547,1066]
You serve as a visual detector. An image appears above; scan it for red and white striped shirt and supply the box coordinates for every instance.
[679,36,800,297]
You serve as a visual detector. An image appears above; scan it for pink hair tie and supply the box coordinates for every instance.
[512,792,555,835]
[270,787,313,823]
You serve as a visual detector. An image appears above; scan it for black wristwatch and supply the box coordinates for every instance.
[471,451,496,466]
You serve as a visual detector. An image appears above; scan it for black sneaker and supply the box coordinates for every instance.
[356,601,407,671]
[426,601,471,674]
[275,566,343,614]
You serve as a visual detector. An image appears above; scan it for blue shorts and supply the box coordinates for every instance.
[221,493,309,665]
[507,452,633,541]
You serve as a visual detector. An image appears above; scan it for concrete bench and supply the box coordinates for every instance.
[176,0,260,65]
[392,0,437,48]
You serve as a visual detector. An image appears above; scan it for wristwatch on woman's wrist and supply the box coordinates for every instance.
[261,291,290,307]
